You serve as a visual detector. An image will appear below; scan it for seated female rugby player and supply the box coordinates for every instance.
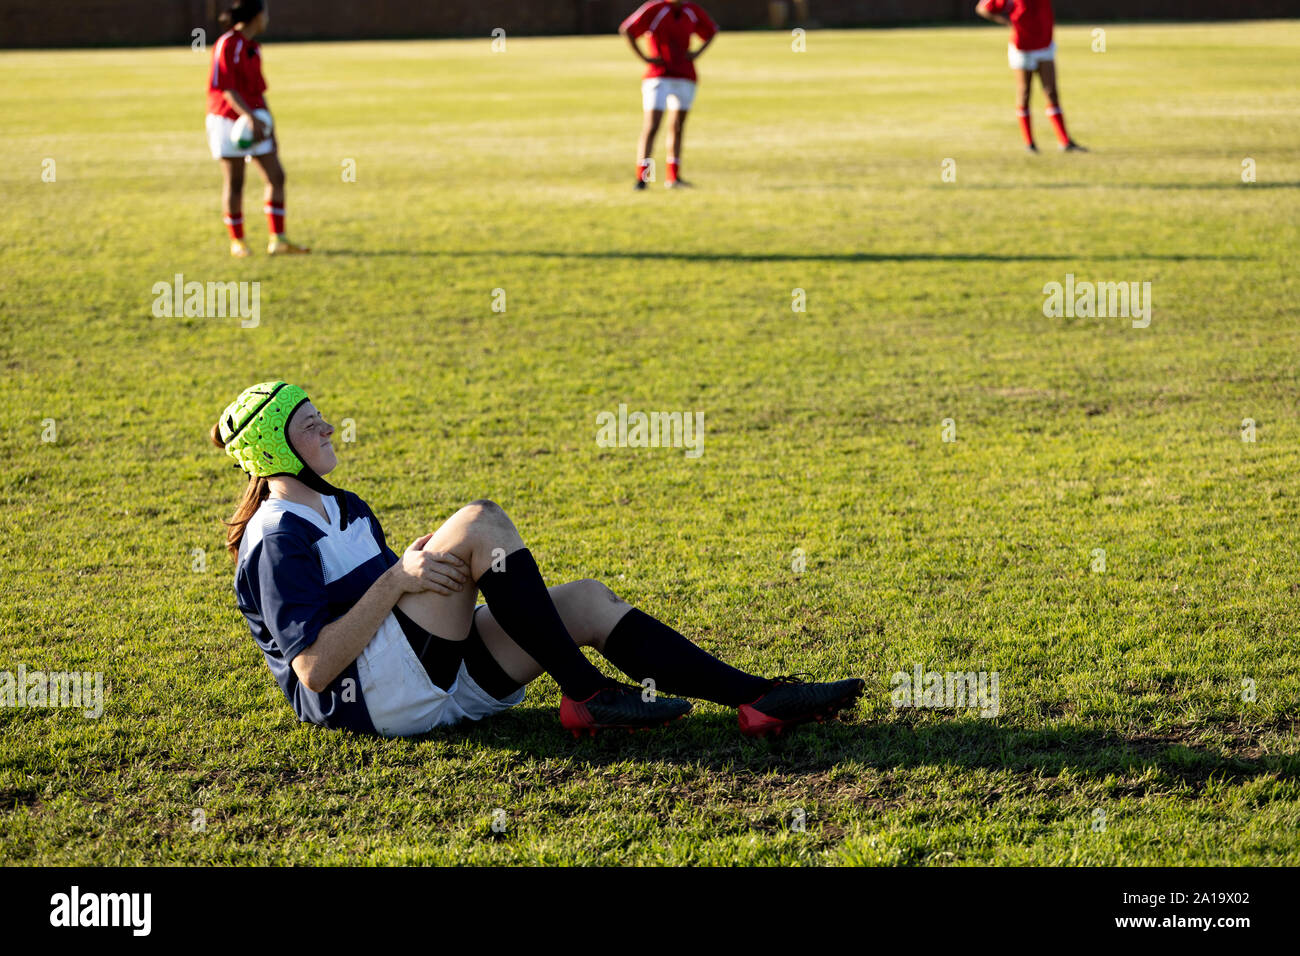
[210,381,864,739]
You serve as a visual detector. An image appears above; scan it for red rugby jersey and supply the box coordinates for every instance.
[620,2,718,82]
[206,28,268,118]
[983,0,1054,52]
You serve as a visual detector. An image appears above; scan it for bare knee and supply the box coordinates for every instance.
[451,499,518,547]
[575,578,625,608]
[559,579,629,647]
[577,579,630,646]
[463,498,508,522]
[425,498,513,548]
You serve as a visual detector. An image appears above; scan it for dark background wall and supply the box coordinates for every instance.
[1,1,1295,49]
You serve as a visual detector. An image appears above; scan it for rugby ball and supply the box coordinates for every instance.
[230,109,273,149]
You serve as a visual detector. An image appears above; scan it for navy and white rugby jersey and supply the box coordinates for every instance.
[234,490,401,733]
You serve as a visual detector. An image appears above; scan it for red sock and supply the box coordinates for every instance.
[1017,109,1034,147]
[666,159,679,183]
[223,212,244,240]
[264,203,285,236]
[1047,106,1069,146]
[637,159,651,182]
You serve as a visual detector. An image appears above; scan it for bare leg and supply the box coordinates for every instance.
[475,576,772,705]
[393,499,524,647]
[666,108,688,169]
[248,150,285,229]
[1036,60,1080,148]
[1016,68,1033,112]
[398,504,631,687]
[220,157,245,224]
[1014,68,1036,148]
[1037,59,1059,108]
[637,109,663,178]
[473,579,632,686]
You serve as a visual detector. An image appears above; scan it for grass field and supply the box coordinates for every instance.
[1,21,1299,865]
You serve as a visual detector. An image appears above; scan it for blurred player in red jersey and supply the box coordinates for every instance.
[206,0,309,256]
[619,1,718,189]
[976,0,1085,153]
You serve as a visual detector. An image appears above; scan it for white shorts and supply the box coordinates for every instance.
[354,607,526,738]
[205,112,276,160]
[1008,41,1055,71]
[642,77,696,112]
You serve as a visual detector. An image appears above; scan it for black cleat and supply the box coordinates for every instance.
[560,682,691,737]
[1061,140,1088,152]
[738,674,865,738]
[634,179,648,190]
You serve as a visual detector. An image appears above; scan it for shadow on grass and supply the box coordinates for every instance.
[314,249,1253,263]
[944,182,1300,191]
[759,182,1300,193]
[429,710,1298,789]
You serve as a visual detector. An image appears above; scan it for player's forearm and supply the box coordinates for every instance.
[222,90,255,119]
[693,36,715,60]
[296,565,405,691]
[623,33,651,62]
[974,3,1010,25]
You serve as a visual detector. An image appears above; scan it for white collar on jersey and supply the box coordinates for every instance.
[265,492,335,532]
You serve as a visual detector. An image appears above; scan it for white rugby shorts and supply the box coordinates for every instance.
[205,112,276,160]
[1008,41,1055,71]
[354,607,526,738]
[642,77,697,112]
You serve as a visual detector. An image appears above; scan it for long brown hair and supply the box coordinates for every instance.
[210,422,271,559]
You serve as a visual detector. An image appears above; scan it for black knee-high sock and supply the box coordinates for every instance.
[601,608,772,707]
[474,548,613,700]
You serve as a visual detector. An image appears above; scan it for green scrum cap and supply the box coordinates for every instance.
[218,380,351,526]
[220,380,312,478]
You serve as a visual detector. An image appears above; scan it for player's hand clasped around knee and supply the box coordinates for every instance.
[388,533,469,595]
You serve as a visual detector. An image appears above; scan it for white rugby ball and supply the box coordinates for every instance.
[230,109,273,149]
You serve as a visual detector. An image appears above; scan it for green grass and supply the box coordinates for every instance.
[1,21,1298,865]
